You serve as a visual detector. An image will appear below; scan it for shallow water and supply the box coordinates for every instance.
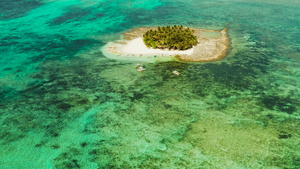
[0,0,299,168]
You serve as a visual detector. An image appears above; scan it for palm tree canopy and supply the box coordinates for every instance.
[143,25,198,50]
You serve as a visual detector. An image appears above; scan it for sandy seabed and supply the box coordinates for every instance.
[101,27,231,62]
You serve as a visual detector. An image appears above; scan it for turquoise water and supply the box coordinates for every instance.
[0,0,299,168]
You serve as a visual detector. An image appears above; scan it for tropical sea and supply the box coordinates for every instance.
[0,0,299,168]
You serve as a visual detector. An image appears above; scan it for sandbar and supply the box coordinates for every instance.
[101,27,231,62]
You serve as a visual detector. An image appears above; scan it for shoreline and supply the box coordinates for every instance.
[101,27,231,62]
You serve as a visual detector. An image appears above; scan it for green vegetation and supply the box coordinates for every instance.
[143,25,198,50]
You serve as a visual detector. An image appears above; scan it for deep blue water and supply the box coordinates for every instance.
[0,0,299,168]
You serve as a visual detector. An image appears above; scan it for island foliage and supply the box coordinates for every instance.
[143,25,198,50]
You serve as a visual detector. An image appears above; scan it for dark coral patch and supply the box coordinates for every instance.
[27,36,102,62]
[0,0,43,20]
[261,96,296,114]
[49,8,91,25]
[88,13,106,21]
[0,86,19,102]
[3,68,13,71]
[278,131,292,139]
[80,142,87,147]
[57,103,73,111]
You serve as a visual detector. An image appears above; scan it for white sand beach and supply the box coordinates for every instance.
[122,37,194,56]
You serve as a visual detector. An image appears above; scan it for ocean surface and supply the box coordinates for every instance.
[0,0,299,168]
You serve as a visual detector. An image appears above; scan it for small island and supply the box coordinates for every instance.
[101,25,231,62]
